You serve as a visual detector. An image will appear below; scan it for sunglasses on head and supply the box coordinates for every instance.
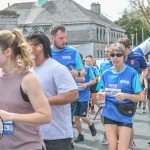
[110,53,123,57]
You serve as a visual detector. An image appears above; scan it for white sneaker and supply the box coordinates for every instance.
[142,107,146,113]
[101,134,108,144]
[132,141,136,150]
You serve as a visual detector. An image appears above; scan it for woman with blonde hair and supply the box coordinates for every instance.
[0,28,51,150]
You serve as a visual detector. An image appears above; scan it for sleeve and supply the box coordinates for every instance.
[53,65,78,94]
[95,68,100,77]
[132,72,142,94]
[96,76,104,91]
[75,52,83,71]
[89,68,95,80]
[140,55,148,69]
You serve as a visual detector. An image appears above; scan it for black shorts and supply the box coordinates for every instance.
[90,82,98,93]
[104,117,133,128]
[71,101,77,116]
[44,138,72,150]
[74,101,88,117]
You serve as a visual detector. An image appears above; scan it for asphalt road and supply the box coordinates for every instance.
[73,103,150,150]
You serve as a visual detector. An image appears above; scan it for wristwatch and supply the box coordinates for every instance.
[78,71,81,77]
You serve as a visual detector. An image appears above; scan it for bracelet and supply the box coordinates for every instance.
[78,71,81,77]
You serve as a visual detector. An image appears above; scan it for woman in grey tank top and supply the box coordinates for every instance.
[0,28,51,150]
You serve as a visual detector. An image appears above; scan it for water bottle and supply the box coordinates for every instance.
[77,83,83,91]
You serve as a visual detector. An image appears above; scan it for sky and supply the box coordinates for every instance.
[0,0,129,21]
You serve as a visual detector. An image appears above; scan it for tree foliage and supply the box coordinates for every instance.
[128,0,150,28]
[114,0,150,46]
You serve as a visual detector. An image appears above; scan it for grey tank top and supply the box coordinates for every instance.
[0,73,44,150]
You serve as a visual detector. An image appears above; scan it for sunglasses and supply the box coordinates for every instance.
[110,53,123,57]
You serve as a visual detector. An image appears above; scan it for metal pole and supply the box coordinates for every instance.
[142,27,144,42]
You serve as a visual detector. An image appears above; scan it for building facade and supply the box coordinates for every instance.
[0,0,125,59]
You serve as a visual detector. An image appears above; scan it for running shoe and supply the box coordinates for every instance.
[89,123,97,136]
[142,107,146,113]
[74,134,84,143]
[101,133,108,144]
[131,140,136,150]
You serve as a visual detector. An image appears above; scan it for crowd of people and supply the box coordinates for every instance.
[0,24,149,150]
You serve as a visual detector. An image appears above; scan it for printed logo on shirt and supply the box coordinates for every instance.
[105,88,121,96]
[120,80,130,84]
[131,60,134,65]
[62,56,71,59]
[109,84,118,88]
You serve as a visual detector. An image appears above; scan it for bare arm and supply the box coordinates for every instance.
[75,76,85,82]
[0,73,51,125]
[70,66,85,77]
[48,90,78,106]
[140,67,148,84]
[115,91,144,102]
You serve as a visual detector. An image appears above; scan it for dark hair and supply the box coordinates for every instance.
[117,38,131,48]
[26,31,51,58]
[85,55,93,60]
[50,24,66,36]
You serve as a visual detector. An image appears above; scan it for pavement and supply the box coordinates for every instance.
[73,103,150,150]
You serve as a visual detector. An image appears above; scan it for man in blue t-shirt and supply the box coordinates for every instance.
[74,64,97,143]
[85,55,100,113]
[50,24,85,77]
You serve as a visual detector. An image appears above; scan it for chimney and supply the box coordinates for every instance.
[91,2,101,15]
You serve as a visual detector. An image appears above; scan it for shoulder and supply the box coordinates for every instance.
[130,51,143,58]
[65,45,78,53]
[125,66,138,74]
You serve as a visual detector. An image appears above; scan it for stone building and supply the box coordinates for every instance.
[0,10,19,31]
[0,0,125,59]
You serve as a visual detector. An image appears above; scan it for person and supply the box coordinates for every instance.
[50,24,85,78]
[117,38,148,150]
[50,24,85,149]
[97,42,144,150]
[74,53,97,143]
[26,30,78,150]
[85,55,100,113]
[0,29,51,150]
[93,58,99,70]
[146,62,150,147]
[99,44,112,75]
[99,44,112,145]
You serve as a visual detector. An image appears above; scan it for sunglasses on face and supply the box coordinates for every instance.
[110,53,123,57]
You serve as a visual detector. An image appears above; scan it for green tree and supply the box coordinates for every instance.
[115,10,149,46]
[129,0,150,29]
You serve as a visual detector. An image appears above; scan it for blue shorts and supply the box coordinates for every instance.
[104,117,133,128]
[74,101,88,117]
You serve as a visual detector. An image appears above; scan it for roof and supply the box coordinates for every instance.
[4,0,124,31]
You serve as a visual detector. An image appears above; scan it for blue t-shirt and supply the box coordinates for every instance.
[125,51,147,74]
[51,45,83,71]
[97,65,142,123]
[77,66,95,102]
[99,60,113,75]
[90,66,99,77]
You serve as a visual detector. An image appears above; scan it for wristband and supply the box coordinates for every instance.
[78,71,81,77]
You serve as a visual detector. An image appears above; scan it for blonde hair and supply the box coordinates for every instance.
[110,42,127,61]
[0,28,35,70]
